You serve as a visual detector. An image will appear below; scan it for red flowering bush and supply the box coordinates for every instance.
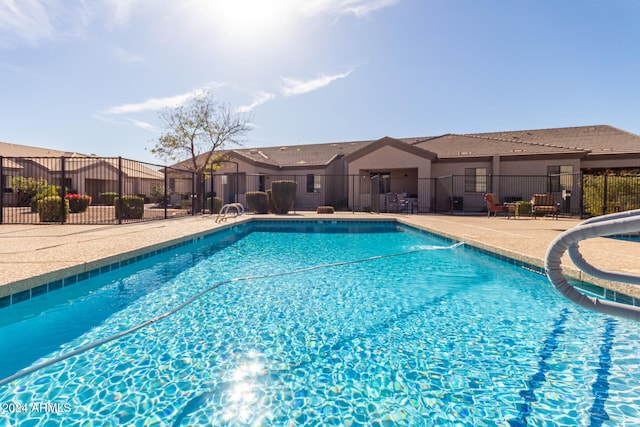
[65,194,92,213]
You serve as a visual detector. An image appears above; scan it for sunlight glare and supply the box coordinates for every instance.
[204,0,298,43]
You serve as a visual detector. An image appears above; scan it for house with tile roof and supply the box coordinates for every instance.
[0,142,164,206]
[171,124,639,213]
[3,124,639,213]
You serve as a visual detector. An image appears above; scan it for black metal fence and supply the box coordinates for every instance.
[1,156,194,224]
[582,174,640,216]
[192,172,583,215]
[432,173,584,216]
[2,157,638,224]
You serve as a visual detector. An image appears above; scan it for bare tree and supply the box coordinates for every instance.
[151,91,252,212]
[151,91,252,174]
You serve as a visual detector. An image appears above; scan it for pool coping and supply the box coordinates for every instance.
[0,217,253,307]
[1,216,637,309]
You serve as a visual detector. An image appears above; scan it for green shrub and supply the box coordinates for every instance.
[270,181,297,214]
[37,196,69,223]
[206,197,223,214]
[100,192,118,206]
[115,196,144,219]
[515,201,532,217]
[30,185,60,212]
[66,194,92,213]
[11,176,50,207]
[246,191,269,214]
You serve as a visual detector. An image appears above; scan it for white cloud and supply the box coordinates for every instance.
[0,0,92,47]
[237,91,275,113]
[0,0,55,46]
[103,93,193,114]
[126,118,155,131]
[0,0,399,48]
[281,69,354,96]
[103,82,225,114]
[301,0,399,18]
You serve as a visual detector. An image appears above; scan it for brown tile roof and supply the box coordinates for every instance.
[468,125,640,155]
[0,141,86,157]
[410,133,588,159]
[231,140,373,168]
[176,125,639,168]
[0,142,162,179]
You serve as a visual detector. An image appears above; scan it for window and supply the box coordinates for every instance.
[258,175,266,192]
[464,168,487,192]
[548,165,574,192]
[306,174,321,193]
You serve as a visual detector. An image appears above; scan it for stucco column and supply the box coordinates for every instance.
[492,155,501,195]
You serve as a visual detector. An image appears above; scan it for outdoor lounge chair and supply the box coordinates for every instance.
[484,193,513,218]
[531,194,559,219]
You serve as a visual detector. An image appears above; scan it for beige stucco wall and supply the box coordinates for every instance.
[431,160,492,177]
[499,157,581,175]
[346,145,432,211]
[347,146,431,178]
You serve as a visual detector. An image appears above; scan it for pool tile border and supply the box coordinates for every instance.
[0,234,212,308]
[1,219,637,309]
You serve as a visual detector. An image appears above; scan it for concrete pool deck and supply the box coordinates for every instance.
[1,213,639,303]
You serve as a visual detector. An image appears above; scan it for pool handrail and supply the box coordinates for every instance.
[215,203,244,223]
[545,209,640,321]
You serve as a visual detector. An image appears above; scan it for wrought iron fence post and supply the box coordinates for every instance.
[210,165,216,214]
[450,175,454,213]
[602,174,608,216]
[118,156,123,224]
[164,166,168,220]
[579,172,585,218]
[191,172,196,215]
[60,156,67,224]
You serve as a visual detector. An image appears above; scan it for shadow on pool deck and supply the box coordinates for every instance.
[1,213,638,301]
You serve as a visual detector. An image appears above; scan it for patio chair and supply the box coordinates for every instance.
[531,194,559,219]
[484,193,513,218]
[386,192,408,213]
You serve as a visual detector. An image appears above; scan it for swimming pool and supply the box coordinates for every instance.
[1,220,640,426]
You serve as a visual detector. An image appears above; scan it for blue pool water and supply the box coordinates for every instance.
[1,220,640,426]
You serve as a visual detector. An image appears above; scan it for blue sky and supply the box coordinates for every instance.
[1,0,639,164]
